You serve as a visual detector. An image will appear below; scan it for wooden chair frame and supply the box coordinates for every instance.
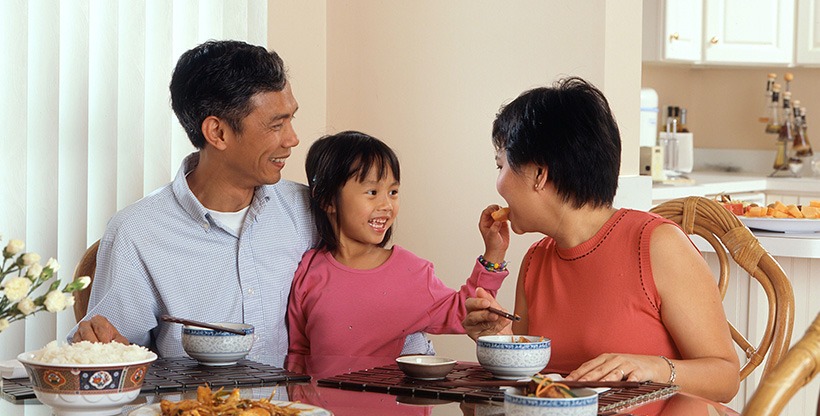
[650,196,795,380]
[72,239,100,322]
[742,312,819,415]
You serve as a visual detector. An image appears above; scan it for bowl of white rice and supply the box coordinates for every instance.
[17,340,156,416]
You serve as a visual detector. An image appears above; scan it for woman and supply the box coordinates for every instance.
[461,77,740,403]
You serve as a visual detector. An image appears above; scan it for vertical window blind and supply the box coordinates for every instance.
[0,0,267,356]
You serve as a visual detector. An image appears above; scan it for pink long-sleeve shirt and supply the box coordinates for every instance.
[285,245,508,379]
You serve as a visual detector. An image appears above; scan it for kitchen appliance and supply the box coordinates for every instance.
[640,88,659,147]
[640,146,666,181]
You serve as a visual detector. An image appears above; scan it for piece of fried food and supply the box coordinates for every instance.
[491,207,510,222]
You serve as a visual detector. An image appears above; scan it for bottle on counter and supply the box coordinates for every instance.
[765,84,781,134]
[773,91,793,171]
[661,105,679,175]
[678,107,689,133]
[777,91,794,143]
[794,106,814,157]
[759,73,777,125]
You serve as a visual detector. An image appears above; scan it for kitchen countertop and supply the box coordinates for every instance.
[651,171,820,259]
[652,171,820,201]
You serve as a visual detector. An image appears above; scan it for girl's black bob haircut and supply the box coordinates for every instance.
[305,130,401,252]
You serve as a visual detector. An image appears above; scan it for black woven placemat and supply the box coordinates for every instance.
[318,362,679,414]
[1,357,309,402]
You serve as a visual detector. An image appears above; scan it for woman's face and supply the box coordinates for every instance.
[495,150,540,235]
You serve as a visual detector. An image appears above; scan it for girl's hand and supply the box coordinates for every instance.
[565,353,670,383]
[462,287,513,340]
[479,205,510,264]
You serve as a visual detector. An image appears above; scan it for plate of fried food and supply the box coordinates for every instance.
[129,386,332,416]
[738,200,820,233]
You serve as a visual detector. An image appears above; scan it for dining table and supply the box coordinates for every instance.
[0,357,740,416]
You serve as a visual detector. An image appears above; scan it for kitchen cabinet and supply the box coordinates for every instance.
[643,0,703,61]
[796,0,820,64]
[704,0,795,64]
[643,0,796,65]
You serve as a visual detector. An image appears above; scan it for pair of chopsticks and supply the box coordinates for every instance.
[486,306,521,322]
[433,379,643,389]
[160,315,248,335]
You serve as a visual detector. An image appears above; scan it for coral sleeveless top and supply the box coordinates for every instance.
[524,209,682,373]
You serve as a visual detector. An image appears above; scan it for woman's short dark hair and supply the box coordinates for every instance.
[491,77,621,208]
[305,131,401,252]
[170,40,287,149]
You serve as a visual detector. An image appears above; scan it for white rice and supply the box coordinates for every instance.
[32,340,153,364]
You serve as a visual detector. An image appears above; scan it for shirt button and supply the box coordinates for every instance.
[247,288,255,295]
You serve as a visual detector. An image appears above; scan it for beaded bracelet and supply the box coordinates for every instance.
[659,355,676,384]
[477,255,507,272]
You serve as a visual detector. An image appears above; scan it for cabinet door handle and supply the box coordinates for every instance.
[710,36,719,44]
[669,32,680,41]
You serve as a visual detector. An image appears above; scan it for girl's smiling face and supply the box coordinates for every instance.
[329,167,400,250]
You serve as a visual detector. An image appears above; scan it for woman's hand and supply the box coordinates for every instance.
[462,287,513,340]
[479,205,510,265]
[565,353,670,383]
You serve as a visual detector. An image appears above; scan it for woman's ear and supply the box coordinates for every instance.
[535,166,549,191]
[201,116,229,151]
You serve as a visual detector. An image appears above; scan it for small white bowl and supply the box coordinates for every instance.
[504,387,598,416]
[396,355,457,380]
[476,335,551,380]
[17,350,157,416]
[181,322,254,366]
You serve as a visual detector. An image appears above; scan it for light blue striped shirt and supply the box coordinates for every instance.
[70,153,317,367]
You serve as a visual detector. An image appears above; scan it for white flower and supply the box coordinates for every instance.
[26,262,43,278]
[45,257,60,272]
[17,297,36,315]
[65,293,75,307]
[0,318,8,332]
[4,240,24,256]
[78,276,92,290]
[3,277,32,302]
[44,290,67,312]
[21,252,41,266]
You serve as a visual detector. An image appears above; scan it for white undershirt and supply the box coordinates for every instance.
[207,206,250,236]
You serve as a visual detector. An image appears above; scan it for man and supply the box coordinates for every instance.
[71,40,317,367]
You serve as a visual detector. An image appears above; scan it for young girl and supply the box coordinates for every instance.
[285,130,510,379]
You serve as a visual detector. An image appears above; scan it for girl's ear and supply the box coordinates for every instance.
[201,116,230,150]
[325,201,336,215]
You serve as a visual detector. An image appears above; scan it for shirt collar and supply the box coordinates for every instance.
[172,152,271,231]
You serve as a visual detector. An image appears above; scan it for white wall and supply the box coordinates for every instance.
[319,0,645,361]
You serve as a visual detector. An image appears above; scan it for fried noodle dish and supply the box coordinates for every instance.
[160,386,303,416]
[524,374,576,398]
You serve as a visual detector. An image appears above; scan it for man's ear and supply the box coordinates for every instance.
[201,116,229,150]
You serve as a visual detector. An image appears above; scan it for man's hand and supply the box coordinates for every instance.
[462,287,513,340]
[72,315,130,345]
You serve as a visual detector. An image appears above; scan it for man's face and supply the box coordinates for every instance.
[225,83,299,187]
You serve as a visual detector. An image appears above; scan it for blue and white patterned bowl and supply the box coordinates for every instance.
[476,335,551,380]
[181,323,254,366]
[504,387,598,416]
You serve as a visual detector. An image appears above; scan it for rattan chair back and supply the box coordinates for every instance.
[742,312,819,415]
[650,196,795,380]
[72,239,100,322]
